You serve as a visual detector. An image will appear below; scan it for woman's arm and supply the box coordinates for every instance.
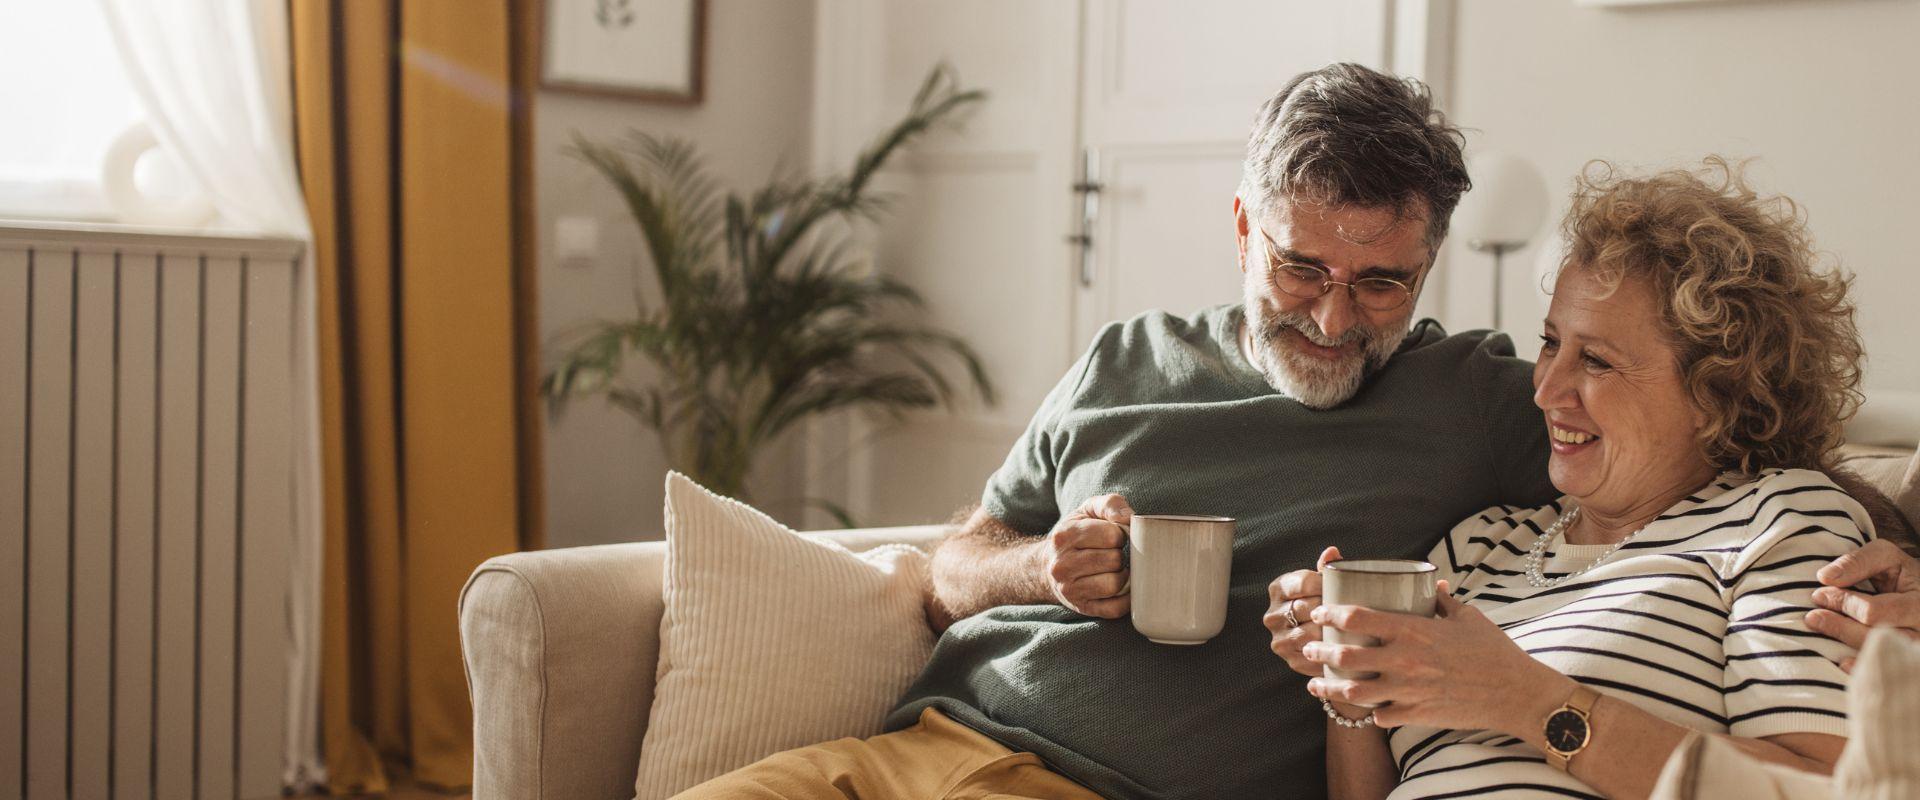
[1323,705,1398,800]
[1306,596,1848,800]
[1305,517,1512,798]
[1487,667,1842,799]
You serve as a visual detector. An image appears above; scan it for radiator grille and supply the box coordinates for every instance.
[1,223,302,799]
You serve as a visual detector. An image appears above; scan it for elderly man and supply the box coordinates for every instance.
[679,62,1919,800]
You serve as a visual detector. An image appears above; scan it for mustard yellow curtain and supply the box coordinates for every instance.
[291,0,540,791]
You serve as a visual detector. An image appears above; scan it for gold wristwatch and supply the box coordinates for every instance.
[1543,685,1600,772]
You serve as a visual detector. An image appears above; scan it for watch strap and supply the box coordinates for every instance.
[1545,685,1601,772]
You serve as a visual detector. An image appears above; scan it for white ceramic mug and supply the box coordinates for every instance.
[1127,514,1235,645]
[1321,559,1438,706]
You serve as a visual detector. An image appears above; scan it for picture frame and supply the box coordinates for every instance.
[539,0,706,104]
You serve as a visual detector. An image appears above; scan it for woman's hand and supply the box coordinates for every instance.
[1303,582,1575,736]
[1265,546,1343,677]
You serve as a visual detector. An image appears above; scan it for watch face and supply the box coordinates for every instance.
[1545,710,1589,754]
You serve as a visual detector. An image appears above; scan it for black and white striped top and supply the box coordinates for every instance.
[1387,468,1870,799]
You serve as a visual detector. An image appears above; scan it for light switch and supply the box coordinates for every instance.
[555,215,600,267]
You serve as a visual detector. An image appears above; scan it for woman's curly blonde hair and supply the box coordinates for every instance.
[1559,157,1864,475]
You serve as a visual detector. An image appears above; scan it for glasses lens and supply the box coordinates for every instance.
[1273,264,1329,299]
[1354,278,1411,311]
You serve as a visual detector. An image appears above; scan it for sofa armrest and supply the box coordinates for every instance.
[461,542,668,800]
[459,524,952,800]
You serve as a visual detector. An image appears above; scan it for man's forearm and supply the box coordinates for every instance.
[926,507,1054,631]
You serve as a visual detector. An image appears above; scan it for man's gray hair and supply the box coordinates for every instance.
[1238,63,1470,248]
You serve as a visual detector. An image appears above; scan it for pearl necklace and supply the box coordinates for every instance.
[1523,506,1639,588]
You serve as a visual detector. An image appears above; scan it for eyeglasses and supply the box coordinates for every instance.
[1257,228,1417,312]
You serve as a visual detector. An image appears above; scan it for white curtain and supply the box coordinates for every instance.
[97,0,325,790]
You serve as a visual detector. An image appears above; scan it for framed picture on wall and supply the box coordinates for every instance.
[541,0,706,103]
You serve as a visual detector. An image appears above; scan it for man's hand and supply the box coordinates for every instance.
[1265,546,1342,677]
[1806,538,1920,671]
[1044,494,1134,618]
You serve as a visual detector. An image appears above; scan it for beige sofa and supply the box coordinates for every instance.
[460,448,1916,800]
[460,524,950,800]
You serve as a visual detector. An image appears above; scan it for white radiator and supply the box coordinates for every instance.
[0,221,304,799]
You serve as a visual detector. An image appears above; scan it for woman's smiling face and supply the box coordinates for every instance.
[1532,269,1717,520]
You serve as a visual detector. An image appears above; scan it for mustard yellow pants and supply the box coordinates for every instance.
[672,709,1108,799]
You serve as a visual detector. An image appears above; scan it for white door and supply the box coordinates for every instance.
[1071,1,1396,346]
[809,0,1084,526]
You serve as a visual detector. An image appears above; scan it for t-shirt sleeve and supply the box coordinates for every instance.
[979,330,1105,535]
[1467,332,1555,508]
[1720,470,1872,740]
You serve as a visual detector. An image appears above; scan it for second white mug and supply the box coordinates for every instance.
[1321,558,1438,707]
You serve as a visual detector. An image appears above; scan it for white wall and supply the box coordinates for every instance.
[536,1,1920,546]
[537,0,815,548]
[1440,0,1920,406]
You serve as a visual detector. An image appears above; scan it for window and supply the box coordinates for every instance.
[0,2,148,221]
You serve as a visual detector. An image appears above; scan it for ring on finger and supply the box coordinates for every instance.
[1282,598,1301,628]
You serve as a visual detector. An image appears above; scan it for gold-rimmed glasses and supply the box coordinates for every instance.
[1257,228,1417,312]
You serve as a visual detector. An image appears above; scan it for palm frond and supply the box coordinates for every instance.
[545,64,993,506]
[760,62,985,275]
[759,373,940,442]
[566,132,723,303]
[605,388,662,431]
[540,318,674,400]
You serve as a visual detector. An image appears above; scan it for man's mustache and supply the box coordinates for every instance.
[1264,313,1374,352]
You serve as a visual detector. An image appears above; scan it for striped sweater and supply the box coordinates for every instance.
[1387,468,1872,799]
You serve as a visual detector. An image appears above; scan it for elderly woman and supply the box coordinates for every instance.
[1299,160,1875,800]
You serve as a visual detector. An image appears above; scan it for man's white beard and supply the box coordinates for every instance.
[1243,297,1409,409]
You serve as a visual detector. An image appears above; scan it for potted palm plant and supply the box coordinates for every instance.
[543,65,995,515]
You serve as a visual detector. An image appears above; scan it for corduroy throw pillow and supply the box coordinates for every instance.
[632,472,936,800]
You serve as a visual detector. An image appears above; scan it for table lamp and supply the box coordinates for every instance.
[1454,152,1547,330]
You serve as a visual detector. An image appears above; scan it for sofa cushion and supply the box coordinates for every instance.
[1834,444,1919,536]
[632,473,937,799]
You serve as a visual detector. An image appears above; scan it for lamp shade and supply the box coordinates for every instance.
[1455,152,1547,249]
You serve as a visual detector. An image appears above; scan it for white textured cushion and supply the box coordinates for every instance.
[1833,629,1920,799]
[632,473,937,799]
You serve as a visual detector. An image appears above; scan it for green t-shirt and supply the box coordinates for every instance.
[886,304,1556,800]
